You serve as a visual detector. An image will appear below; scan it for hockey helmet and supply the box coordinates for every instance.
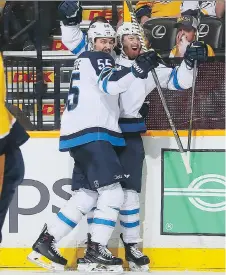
[117,22,140,46]
[87,22,116,50]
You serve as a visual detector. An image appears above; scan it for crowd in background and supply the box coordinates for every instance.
[0,1,225,52]
[0,1,58,50]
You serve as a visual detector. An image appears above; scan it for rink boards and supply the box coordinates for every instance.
[0,130,225,271]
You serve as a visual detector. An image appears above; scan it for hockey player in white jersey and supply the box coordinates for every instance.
[57,1,208,272]
[27,19,162,272]
[77,22,208,272]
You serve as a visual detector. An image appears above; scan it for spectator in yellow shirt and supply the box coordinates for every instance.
[135,1,223,25]
[170,15,215,58]
[136,1,182,24]
[0,52,29,243]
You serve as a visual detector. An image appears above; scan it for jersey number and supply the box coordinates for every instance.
[67,73,80,111]
[97,59,112,70]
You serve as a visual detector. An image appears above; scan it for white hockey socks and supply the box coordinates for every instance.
[119,189,142,244]
[48,188,98,242]
[87,206,96,234]
[91,183,124,246]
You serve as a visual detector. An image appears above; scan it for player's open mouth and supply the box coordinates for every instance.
[132,46,138,51]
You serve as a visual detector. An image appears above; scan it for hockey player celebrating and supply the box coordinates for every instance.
[76,22,208,272]
[27,18,161,272]
[55,1,208,272]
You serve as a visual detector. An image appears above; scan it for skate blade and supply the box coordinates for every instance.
[77,263,123,273]
[129,261,150,272]
[27,250,65,272]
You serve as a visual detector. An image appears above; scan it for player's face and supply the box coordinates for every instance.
[94,38,115,53]
[122,34,142,60]
[178,27,196,42]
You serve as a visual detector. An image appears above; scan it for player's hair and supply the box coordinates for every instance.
[89,16,108,27]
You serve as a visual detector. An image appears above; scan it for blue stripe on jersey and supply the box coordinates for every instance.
[87,218,93,224]
[93,218,116,227]
[59,132,125,151]
[120,208,140,215]
[99,68,131,91]
[170,68,184,90]
[57,212,77,228]
[119,122,147,133]
[102,68,132,94]
[72,33,86,55]
[120,220,140,228]
[102,74,111,93]
[98,67,113,83]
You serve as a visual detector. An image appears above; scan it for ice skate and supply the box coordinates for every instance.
[77,233,91,271]
[120,233,150,272]
[27,224,67,271]
[77,238,123,272]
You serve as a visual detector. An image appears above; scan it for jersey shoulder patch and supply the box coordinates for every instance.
[79,51,115,75]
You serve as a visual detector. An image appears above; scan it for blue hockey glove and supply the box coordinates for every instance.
[58,1,83,26]
[132,51,160,79]
[184,41,208,68]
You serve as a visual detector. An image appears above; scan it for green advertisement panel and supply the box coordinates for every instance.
[162,150,226,236]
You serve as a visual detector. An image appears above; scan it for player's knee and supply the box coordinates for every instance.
[121,189,140,210]
[97,182,124,210]
[73,188,98,214]
[61,188,98,217]
[58,189,98,227]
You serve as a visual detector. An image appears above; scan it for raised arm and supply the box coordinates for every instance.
[168,41,208,90]
[58,1,87,55]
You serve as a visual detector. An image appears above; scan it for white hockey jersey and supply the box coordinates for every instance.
[59,51,136,151]
[61,23,88,56]
[61,24,194,134]
[116,55,194,133]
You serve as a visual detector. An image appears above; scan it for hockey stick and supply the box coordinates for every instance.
[187,11,200,163]
[125,0,192,174]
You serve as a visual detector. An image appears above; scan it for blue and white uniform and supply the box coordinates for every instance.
[117,55,194,133]
[60,51,137,152]
[61,22,195,249]
[61,23,195,135]
[57,22,151,256]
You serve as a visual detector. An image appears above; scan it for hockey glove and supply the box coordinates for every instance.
[58,1,83,26]
[184,41,208,68]
[132,51,160,79]
[139,102,150,118]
